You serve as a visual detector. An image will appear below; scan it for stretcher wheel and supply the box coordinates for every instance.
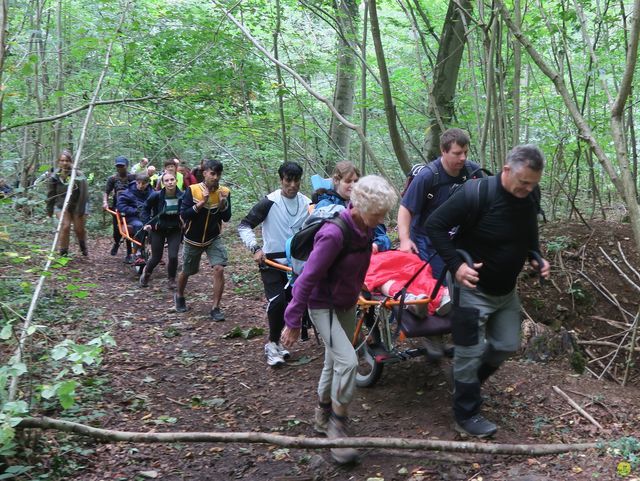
[355,307,384,387]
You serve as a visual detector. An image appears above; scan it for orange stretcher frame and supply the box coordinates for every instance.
[262,258,433,344]
[105,208,143,247]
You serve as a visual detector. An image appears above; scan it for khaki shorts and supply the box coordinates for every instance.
[182,237,228,276]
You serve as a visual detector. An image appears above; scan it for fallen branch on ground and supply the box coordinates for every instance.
[552,386,603,430]
[18,416,600,455]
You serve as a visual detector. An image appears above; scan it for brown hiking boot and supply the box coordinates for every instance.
[327,415,359,464]
[314,405,331,435]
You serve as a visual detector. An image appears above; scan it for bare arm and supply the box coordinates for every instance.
[397,205,418,254]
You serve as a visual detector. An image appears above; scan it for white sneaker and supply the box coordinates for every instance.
[436,289,452,316]
[265,342,285,367]
[404,293,428,318]
[276,342,290,359]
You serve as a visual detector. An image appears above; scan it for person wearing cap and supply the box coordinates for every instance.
[103,155,136,259]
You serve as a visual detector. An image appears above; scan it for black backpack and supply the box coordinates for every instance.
[401,160,488,200]
[452,174,545,239]
[286,205,372,281]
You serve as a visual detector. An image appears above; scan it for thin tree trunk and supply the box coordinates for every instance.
[18,416,600,455]
[368,0,411,173]
[327,0,358,166]
[0,0,8,143]
[512,0,521,146]
[274,0,288,163]
[53,0,64,154]
[360,0,369,175]
[479,15,496,168]
[423,0,473,161]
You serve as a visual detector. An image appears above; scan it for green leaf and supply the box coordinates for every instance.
[51,346,68,360]
[41,385,56,399]
[0,325,12,340]
[72,291,89,299]
[57,381,77,409]
[222,326,264,339]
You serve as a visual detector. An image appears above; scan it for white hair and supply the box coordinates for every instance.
[350,175,397,215]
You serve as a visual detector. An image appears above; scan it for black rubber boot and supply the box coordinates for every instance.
[79,240,88,256]
[59,248,69,257]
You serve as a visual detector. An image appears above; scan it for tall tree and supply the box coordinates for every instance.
[497,0,640,264]
[327,0,358,167]
[369,0,411,173]
[423,0,472,161]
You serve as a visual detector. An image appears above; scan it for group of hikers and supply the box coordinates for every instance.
[43,127,550,465]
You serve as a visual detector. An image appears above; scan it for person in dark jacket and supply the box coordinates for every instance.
[116,174,153,264]
[398,128,481,279]
[139,172,183,289]
[281,175,397,465]
[312,161,391,253]
[426,144,550,439]
[175,159,231,321]
[103,155,136,258]
[46,150,89,257]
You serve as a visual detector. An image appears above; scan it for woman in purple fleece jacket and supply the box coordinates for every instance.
[282,175,397,464]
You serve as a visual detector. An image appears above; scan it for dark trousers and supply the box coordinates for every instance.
[145,229,182,279]
[414,235,446,282]
[260,267,290,344]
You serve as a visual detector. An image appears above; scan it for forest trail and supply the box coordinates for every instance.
[37,225,640,481]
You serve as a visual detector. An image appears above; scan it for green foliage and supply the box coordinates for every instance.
[0,205,116,458]
[546,236,573,254]
[600,437,640,469]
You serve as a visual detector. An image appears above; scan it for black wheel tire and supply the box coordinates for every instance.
[355,308,384,388]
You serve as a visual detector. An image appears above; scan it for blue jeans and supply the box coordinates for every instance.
[413,235,446,281]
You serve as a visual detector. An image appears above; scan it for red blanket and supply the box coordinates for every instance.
[364,250,445,315]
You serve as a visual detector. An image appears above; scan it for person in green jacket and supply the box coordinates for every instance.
[46,150,89,257]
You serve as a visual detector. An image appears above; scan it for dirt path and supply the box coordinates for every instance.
[38,227,640,481]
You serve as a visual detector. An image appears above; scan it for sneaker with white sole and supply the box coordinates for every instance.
[436,289,452,316]
[276,342,290,359]
[404,293,428,318]
[264,342,285,367]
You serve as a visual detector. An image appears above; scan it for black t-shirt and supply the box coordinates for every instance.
[105,173,135,207]
[426,175,540,295]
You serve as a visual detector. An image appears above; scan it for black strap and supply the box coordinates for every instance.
[392,250,439,334]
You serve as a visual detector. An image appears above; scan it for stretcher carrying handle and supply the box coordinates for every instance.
[105,208,143,247]
[263,259,292,272]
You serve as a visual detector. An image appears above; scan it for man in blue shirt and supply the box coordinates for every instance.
[397,128,480,280]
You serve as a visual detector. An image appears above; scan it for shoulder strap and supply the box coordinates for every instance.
[464,175,498,230]
[328,216,351,249]
[424,161,440,200]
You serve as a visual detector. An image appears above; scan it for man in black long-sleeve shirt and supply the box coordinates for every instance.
[426,144,550,438]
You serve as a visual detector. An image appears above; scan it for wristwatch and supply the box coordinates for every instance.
[251,245,262,254]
